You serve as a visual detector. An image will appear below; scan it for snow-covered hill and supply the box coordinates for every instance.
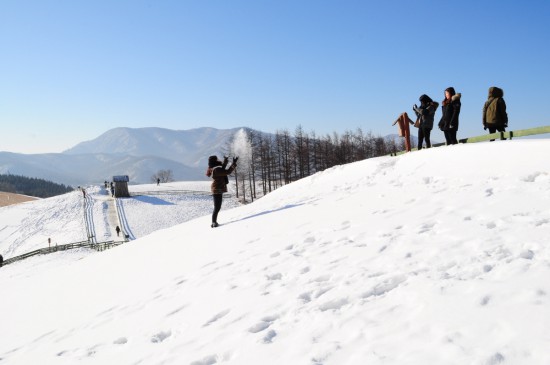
[1,140,550,364]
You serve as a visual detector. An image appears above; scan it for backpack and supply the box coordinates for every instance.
[485,87,505,124]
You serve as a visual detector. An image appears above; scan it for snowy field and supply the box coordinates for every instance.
[0,181,239,258]
[123,181,240,238]
[1,140,550,365]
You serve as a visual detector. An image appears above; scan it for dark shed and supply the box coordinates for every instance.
[112,175,130,197]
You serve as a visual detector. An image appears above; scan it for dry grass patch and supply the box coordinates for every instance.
[0,192,39,207]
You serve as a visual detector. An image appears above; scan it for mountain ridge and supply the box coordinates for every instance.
[63,126,245,167]
[0,127,248,185]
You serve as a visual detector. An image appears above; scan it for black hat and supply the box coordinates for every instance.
[419,94,433,103]
[208,155,219,168]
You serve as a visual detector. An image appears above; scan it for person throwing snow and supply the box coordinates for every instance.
[206,155,238,228]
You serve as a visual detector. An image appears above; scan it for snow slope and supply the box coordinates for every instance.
[0,190,86,257]
[1,140,550,365]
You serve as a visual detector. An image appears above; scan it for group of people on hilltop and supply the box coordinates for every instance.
[394,86,508,151]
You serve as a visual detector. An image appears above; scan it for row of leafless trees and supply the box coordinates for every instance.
[227,127,403,202]
[150,169,174,184]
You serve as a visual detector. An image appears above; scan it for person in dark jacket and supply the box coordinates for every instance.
[438,87,461,145]
[483,86,508,140]
[413,94,439,150]
[206,155,238,228]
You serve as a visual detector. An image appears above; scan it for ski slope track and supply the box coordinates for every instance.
[1,140,550,365]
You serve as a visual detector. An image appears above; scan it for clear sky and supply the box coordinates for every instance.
[1,0,549,154]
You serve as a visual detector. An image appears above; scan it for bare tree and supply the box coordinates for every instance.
[236,125,397,199]
[151,169,174,183]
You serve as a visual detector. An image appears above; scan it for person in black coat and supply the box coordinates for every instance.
[438,87,461,145]
[413,94,439,150]
[206,155,238,228]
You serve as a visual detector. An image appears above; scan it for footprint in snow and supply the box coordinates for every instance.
[362,275,406,298]
[314,286,333,298]
[166,304,188,317]
[522,172,543,182]
[203,309,231,327]
[312,274,331,283]
[298,293,311,303]
[263,330,277,343]
[298,292,312,303]
[151,330,171,343]
[340,220,351,230]
[486,352,505,365]
[486,222,497,229]
[520,250,534,260]
[248,315,278,333]
[190,355,218,365]
[480,295,491,306]
[113,337,128,345]
[319,298,348,312]
[418,222,436,234]
[266,273,282,280]
[485,188,494,197]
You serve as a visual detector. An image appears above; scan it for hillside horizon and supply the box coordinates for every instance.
[0,125,402,187]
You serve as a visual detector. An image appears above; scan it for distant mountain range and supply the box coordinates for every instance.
[0,127,428,187]
[0,127,245,186]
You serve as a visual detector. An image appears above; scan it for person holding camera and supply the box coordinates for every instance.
[413,94,439,150]
[206,155,238,228]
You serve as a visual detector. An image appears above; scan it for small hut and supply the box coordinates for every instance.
[112,175,130,198]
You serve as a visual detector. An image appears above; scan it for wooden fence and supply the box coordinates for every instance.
[1,240,125,267]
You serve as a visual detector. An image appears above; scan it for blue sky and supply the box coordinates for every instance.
[1,0,549,153]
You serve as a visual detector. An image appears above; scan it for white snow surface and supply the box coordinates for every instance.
[1,140,550,365]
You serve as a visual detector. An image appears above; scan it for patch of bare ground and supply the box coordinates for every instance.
[0,192,39,207]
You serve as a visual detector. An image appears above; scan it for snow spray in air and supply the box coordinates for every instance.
[231,128,253,202]
[231,128,251,166]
